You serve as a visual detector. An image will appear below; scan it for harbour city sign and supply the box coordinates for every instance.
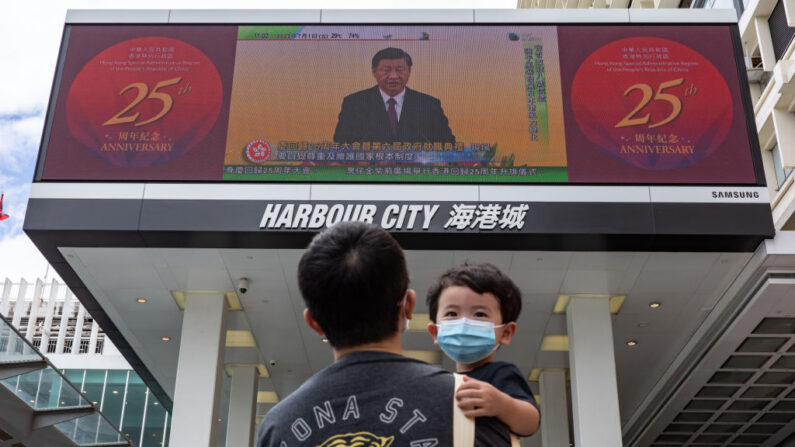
[259,202,530,232]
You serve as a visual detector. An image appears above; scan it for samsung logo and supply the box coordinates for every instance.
[711,191,759,199]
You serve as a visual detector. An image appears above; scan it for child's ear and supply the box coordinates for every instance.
[498,321,517,345]
[426,322,439,344]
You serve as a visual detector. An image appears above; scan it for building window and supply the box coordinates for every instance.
[772,144,792,189]
[95,339,104,354]
[692,0,743,14]
[32,338,41,349]
[47,339,58,353]
[63,339,73,353]
[79,339,90,354]
[769,0,795,61]
[760,69,774,93]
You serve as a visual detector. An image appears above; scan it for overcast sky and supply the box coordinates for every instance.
[0,1,516,281]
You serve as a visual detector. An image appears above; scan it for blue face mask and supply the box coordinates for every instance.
[436,318,504,364]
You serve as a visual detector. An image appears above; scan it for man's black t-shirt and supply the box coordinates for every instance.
[257,351,505,447]
[464,361,539,445]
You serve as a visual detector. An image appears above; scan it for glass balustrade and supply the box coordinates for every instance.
[0,316,131,446]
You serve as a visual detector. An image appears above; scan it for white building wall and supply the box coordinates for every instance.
[0,277,130,371]
[741,0,795,230]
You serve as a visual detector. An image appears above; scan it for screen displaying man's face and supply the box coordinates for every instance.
[372,58,412,97]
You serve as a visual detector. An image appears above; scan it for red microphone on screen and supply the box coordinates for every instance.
[0,193,9,221]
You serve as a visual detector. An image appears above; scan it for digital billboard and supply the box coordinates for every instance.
[39,24,758,184]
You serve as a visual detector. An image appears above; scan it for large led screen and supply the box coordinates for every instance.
[40,24,758,184]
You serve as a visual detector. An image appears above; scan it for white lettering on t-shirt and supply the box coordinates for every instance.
[400,409,427,433]
[291,418,312,441]
[342,395,360,420]
[410,440,439,447]
[379,398,404,423]
[314,401,336,429]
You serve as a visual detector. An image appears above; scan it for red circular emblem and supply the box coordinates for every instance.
[245,140,271,163]
[570,37,732,171]
[65,36,223,168]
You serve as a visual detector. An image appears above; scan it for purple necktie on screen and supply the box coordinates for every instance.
[387,98,398,135]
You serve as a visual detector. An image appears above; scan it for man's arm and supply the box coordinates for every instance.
[430,98,455,143]
[333,96,355,143]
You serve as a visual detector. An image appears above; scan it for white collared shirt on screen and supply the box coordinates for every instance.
[379,88,406,120]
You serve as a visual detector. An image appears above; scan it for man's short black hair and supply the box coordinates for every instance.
[372,47,413,68]
[298,221,409,349]
[427,263,522,324]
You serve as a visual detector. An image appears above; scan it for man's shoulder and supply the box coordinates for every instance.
[405,87,441,104]
[343,86,379,102]
[257,352,455,446]
[264,352,452,418]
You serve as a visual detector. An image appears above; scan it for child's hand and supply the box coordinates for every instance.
[455,376,508,418]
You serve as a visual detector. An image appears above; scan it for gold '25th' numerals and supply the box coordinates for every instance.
[103,77,183,127]
[615,78,685,129]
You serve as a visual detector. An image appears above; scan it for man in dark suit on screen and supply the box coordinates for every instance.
[333,47,455,144]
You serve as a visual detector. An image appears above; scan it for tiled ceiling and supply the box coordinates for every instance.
[628,268,795,447]
[653,318,795,446]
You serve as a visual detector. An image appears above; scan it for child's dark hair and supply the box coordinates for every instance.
[427,263,522,323]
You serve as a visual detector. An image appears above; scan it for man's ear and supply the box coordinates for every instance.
[498,321,518,345]
[403,289,417,320]
[427,322,439,344]
[303,308,324,336]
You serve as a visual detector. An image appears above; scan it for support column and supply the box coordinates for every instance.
[170,294,228,447]
[755,17,776,72]
[55,291,74,354]
[88,321,99,354]
[566,297,622,447]
[225,365,258,447]
[40,279,59,352]
[25,279,44,341]
[539,369,570,447]
[73,307,85,353]
[0,278,12,315]
[11,279,28,329]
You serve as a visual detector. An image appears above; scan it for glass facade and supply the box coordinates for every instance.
[65,369,171,447]
[0,314,131,445]
[1,280,171,446]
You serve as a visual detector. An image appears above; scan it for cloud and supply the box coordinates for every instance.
[0,112,44,174]
[0,232,59,282]
[0,111,42,240]
[0,5,66,117]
